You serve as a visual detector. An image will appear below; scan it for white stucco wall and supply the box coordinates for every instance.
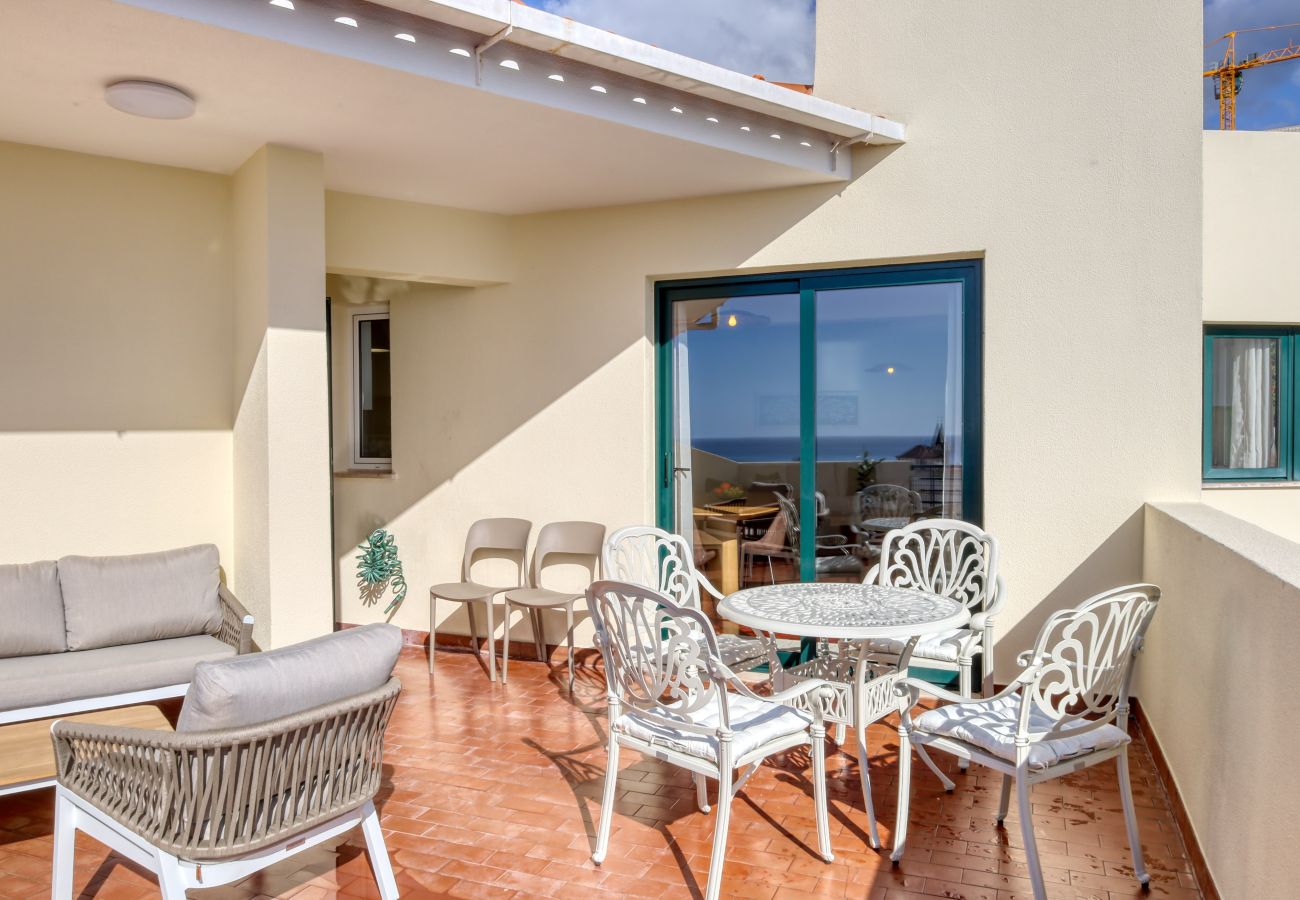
[1201,130,1300,541]
[328,0,1205,674]
[1141,502,1300,898]
[0,141,235,570]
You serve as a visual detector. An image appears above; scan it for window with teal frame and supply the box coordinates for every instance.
[1203,327,1298,482]
[654,260,983,584]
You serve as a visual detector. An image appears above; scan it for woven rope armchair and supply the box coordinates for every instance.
[51,641,402,899]
[216,584,254,655]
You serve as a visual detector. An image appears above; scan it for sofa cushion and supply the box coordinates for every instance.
[0,635,235,713]
[58,544,222,651]
[0,560,67,657]
[177,623,402,732]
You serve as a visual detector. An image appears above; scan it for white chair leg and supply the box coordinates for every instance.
[891,728,913,863]
[51,792,77,900]
[1016,774,1047,900]
[854,719,881,849]
[956,661,972,771]
[155,849,187,900]
[1117,749,1151,886]
[916,744,956,791]
[501,603,514,684]
[834,721,847,745]
[996,773,1012,824]
[704,761,734,900]
[811,728,834,863]
[428,594,437,675]
[694,773,711,813]
[592,732,620,864]
[361,801,400,900]
[484,599,497,682]
[565,603,575,691]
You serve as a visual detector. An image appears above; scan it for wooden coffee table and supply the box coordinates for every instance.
[0,705,172,797]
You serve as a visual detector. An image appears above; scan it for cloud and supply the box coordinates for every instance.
[527,0,816,83]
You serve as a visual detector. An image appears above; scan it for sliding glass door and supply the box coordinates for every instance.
[656,261,981,594]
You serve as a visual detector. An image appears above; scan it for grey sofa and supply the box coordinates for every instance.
[0,544,253,725]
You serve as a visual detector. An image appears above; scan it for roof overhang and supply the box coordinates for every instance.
[0,0,906,212]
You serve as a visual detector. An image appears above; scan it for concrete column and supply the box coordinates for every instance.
[231,145,332,648]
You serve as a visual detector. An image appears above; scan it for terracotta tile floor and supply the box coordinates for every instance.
[0,647,1204,900]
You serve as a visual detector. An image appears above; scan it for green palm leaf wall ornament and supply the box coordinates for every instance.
[356,528,407,617]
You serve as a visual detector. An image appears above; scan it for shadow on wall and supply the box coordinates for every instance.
[994,507,1145,679]
[327,148,906,638]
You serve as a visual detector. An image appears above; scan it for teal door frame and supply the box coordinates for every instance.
[654,259,984,577]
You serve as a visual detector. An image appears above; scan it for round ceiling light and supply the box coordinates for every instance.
[104,80,195,120]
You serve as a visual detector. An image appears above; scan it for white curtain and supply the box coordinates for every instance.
[673,330,696,547]
[1213,338,1277,469]
[942,292,964,514]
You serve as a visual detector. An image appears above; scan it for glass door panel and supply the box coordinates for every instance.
[667,292,801,594]
[812,283,965,581]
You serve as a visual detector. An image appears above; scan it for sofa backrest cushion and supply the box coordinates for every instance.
[58,544,222,651]
[177,623,402,732]
[0,561,67,657]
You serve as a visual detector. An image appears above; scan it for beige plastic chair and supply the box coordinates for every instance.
[429,517,531,681]
[502,521,605,689]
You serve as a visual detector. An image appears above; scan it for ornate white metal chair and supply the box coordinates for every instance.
[602,525,776,677]
[891,584,1160,900]
[861,518,1005,699]
[429,517,531,681]
[587,580,834,900]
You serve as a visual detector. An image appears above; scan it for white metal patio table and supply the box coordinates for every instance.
[717,581,970,849]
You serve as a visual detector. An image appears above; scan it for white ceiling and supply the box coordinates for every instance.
[0,0,855,214]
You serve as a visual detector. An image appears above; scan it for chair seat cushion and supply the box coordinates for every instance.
[0,635,235,713]
[913,695,1130,770]
[178,623,402,732]
[814,555,863,575]
[430,581,509,602]
[503,587,579,608]
[715,634,768,670]
[614,692,811,764]
[868,629,970,663]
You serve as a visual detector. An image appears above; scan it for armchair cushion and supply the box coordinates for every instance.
[0,560,66,657]
[614,692,810,764]
[912,695,1129,770]
[868,629,970,663]
[177,623,402,732]
[715,633,769,670]
[58,544,222,651]
[0,635,233,712]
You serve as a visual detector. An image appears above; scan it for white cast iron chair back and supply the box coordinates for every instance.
[602,526,777,676]
[892,584,1160,900]
[865,518,1005,698]
[587,580,834,900]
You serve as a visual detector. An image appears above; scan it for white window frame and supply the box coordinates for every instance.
[349,305,392,470]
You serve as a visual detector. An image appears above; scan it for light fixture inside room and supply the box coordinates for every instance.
[727,314,738,327]
[104,80,196,120]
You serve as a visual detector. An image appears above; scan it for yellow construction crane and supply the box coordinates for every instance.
[1205,23,1300,129]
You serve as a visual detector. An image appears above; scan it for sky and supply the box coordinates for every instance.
[1204,0,1300,129]
[523,1,1300,130]
[521,0,817,83]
